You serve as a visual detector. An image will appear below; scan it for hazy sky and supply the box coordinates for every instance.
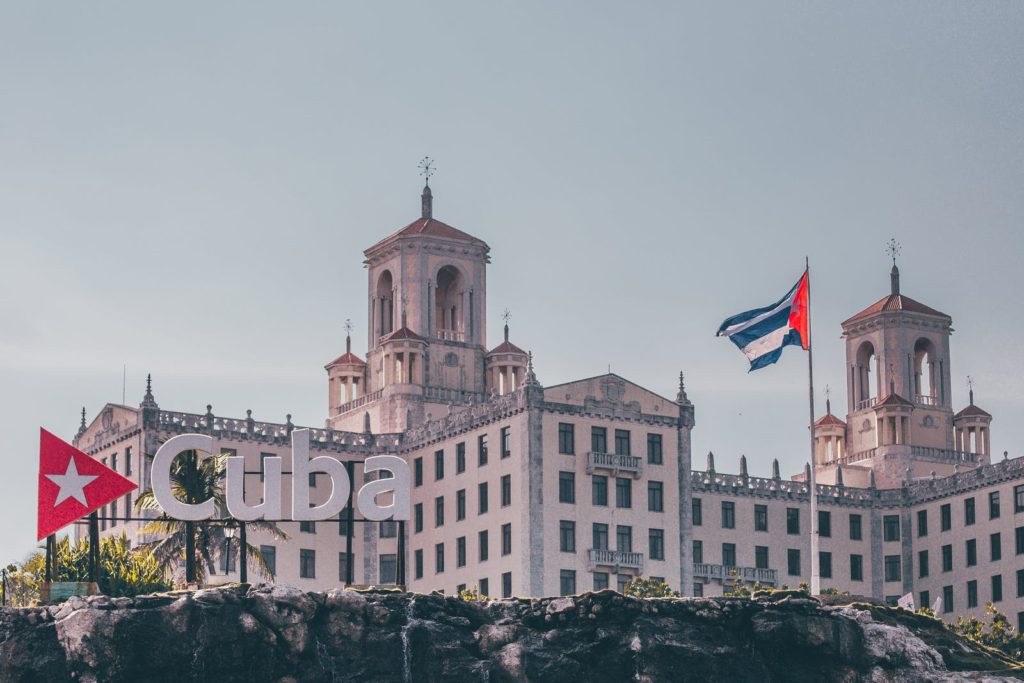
[2,2,1022,563]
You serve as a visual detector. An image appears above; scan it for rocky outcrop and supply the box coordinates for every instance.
[1,585,1021,682]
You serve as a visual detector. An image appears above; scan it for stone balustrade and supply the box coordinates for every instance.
[588,549,644,573]
[334,389,384,416]
[586,452,643,478]
[693,563,779,586]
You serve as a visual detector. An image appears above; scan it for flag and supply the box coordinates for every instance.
[932,596,943,615]
[897,592,915,611]
[38,428,137,540]
[716,271,810,371]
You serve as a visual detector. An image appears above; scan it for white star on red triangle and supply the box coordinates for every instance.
[45,457,97,506]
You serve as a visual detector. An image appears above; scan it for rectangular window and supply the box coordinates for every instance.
[820,551,833,579]
[919,550,930,578]
[617,525,633,553]
[941,503,951,531]
[693,583,704,597]
[593,523,609,551]
[591,427,608,453]
[457,537,467,568]
[259,452,274,483]
[692,540,703,564]
[435,496,445,527]
[917,509,928,537]
[819,510,832,538]
[1017,526,1024,555]
[942,544,953,572]
[966,539,977,567]
[414,503,423,533]
[787,549,801,576]
[456,442,466,473]
[560,569,577,596]
[1015,485,1024,513]
[414,457,423,487]
[592,476,608,506]
[617,574,630,593]
[615,478,632,508]
[299,549,316,579]
[480,578,489,597]
[457,489,466,521]
[560,521,576,552]
[989,490,1000,519]
[755,545,769,570]
[309,472,317,488]
[992,574,1003,602]
[849,513,862,541]
[883,515,900,542]
[558,423,575,455]
[261,545,276,577]
[435,543,445,573]
[943,585,953,613]
[500,426,511,459]
[300,521,315,533]
[112,453,118,475]
[721,501,735,529]
[648,481,664,512]
[614,429,630,455]
[435,450,445,480]
[501,475,512,507]
[991,532,1002,561]
[339,552,350,583]
[850,554,863,582]
[754,504,768,532]
[559,472,576,504]
[414,549,423,580]
[380,521,397,538]
[380,554,398,584]
[884,555,901,582]
[1018,569,1024,598]
[502,572,512,598]
[649,529,665,561]
[920,591,930,611]
[722,542,736,567]
[478,434,488,466]
[967,580,978,609]
[125,446,132,476]
[593,572,609,591]
[479,482,489,514]
[111,498,118,526]
[787,508,800,535]
[479,530,489,562]
[647,433,663,464]
[965,497,976,526]
[692,498,703,526]
[501,523,512,556]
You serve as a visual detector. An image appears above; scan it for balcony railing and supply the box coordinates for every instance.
[855,397,877,411]
[436,328,465,342]
[588,549,644,573]
[692,563,778,587]
[586,452,643,478]
[335,389,384,416]
[915,394,939,407]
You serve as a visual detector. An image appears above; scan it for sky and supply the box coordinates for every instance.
[1,2,1022,564]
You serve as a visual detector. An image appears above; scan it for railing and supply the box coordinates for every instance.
[693,563,778,586]
[840,445,979,467]
[915,394,939,407]
[588,549,644,573]
[586,452,643,478]
[335,389,384,416]
[856,397,877,411]
[436,329,465,342]
[423,386,486,404]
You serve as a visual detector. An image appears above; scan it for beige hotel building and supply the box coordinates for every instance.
[72,183,1024,630]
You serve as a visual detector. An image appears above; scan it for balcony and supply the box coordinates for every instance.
[588,549,644,573]
[436,328,465,342]
[855,397,877,411]
[915,394,939,407]
[692,563,779,587]
[586,452,643,478]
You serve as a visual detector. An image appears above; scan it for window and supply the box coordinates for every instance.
[966,539,977,567]
[414,549,423,579]
[942,585,953,613]
[112,453,118,475]
[457,490,466,521]
[457,584,466,595]
[560,521,576,552]
[380,521,397,538]
[917,509,928,537]
[1018,569,1024,598]
[615,478,632,508]
[300,521,315,533]
[647,434,663,464]
[593,523,609,550]
[1015,485,1024,513]
[964,497,976,526]
[787,549,801,576]
[989,491,1000,519]
[339,552,350,583]
[592,476,608,506]
[501,523,512,555]
[435,450,445,480]
[692,498,703,526]
[480,578,489,597]
[502,572,512,598]
[299,549,316,579]
[942,544,953,572]
[260,452,274,482]
[849,513,862,541]
[883,515,900,542]
[560,570,577,596]
[617,574,630,593]
[478,434,488,466]
[851,554,863,582]
[754,504,768,532]
[414,503,423,533]
[614,429,630,455]
[919,550,930,578]
[456,442,466,473]
[501,475,512,507]
[693,583,704,597]
[456,537,466,568]
[721,501,735,529]
[479,530,489,562]
[1017,526,1024,555]
[648,481,664,512]
[884,555,901,582]
[818,511,832,538]
[593,572,609,590]
[940,503,951,531]
[339,517,351,536]
[820,551,833,579]
[787,508,800,535]
[722,543,736,567]
[920,591,930,611]
[435,496,444,527]
[261,545,276,577]
[500,426,511,458]
[309,472,317,488]
[479,482,489,514]
[111,498,117,526]
[692,540,703,564]
[967,580,978,609]
[591,427,608,453]
[755,545,769,570]
[559,472,576,504]
[649,529,665,561]
[435,543,445,573]
[617,525,633,553]
[414,457,423,487]
[991,532,1002,561]
[558,423,575,455]
[992,575,1003,602]
[380,554,398,584]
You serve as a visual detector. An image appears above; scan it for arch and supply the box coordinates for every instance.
[913,337,937,403]
[376,270,394,337]
[855,341,877,407]
[435,265,466,339]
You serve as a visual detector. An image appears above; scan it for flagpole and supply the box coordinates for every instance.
[805,256,820,596]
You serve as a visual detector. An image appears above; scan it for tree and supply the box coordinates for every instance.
[623,577,680,598]
[949,603,1024,664]
[135,449,285,584]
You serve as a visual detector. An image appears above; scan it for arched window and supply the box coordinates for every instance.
[435,265,465,340]
[376,270,394,337]
[914,338,937,404]
[855,341,877,408]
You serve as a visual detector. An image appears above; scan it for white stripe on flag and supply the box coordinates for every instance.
[721,290,797,337]
[740,326,790,362]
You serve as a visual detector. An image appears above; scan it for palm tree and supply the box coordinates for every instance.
[135,450,286,584]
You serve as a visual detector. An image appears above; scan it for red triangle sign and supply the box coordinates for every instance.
[37,427,138,540]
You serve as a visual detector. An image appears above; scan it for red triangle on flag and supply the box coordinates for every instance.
[38,427,138,540]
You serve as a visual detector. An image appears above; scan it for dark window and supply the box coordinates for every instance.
[380,554,398,584]
[560,521,576,552]
[501,523,512,555]
[260,452,274,482]
[849,513,862,541]
[989,491,1000,519]
[560,570,577,596]
[435,450,445,480]
[967,580,978,609]
[693,583,704,597]
[457,489,466,521]
[692,540,703,564]
[480,578,489,597]
[755,545,769,569]
[787,508,800,535]
[339,517,351,536]
[435,496,444,527]
[300,521,315,533]
[593,572,609,590]
[479,482,489,514]
[851,554,863,582]
[919,550,929,578]
[558,423,575,455]
[917,509,928,537]
[617,525,633,553]
[261,546,276,577]
[721,501,735,529]
[787,549,801,576]
[593,523,609,550]
[501,475,512,507]
[479,530,489,562]
[941,503,951,531]
[1018,569,1024,598]
[456,442,466,473]
[299,549,316,579]
[920,591,930,610]
[991,532,1002,562]
[992,575,1003,602]
[380,521,397,538]
[614,429,630,455]
[414,503,423,533]
[884,555,901,582]
[818,510,832,538]
[591,427,607,453]
[649,529,665,561]
[883,515,900,542]
[457,537,466,568]
[754,504,768,532]
[559,472,576,504]
[615,478,632,508]
[339,552,349,583]
[722,543,736,567]
[820,551,833,579]
[647,433,663,464]
[414,549,423,579]
[500,426,511,458]
[414,457,423,487]
[966,539,977,567]
[1017,526,1024,555]
[1015,485,1024,513]
[692,498,703,526]
[592,476,608,506]
[942,585,953,613]
[478,434,488,466]
[942,544,953,572]
[648,481,664,512]
[125,446,132,476]
[308,472,318,488]
[435,543,445,573]
[502,572,512,598]
[965,497,976,526]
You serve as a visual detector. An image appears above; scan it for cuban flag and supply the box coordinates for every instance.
[716,271,810,371]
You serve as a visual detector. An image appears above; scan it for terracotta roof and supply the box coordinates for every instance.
[875,392,913,408]
[488,340,527,356]
[324,351,366,369]
[843,294,949,326]
[815,413,846,427]
[955,404,992,419]
[367,217,488,253]
[381,327,425,343]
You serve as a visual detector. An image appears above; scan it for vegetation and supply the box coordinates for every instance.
[948,603,1024,664]
[623,576,680,598]
[458,586,489,602]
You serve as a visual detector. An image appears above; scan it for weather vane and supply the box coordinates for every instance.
[418,157,435,185]
[502,309,511,325]
[824,384,831,402]
[967,375,974,392]
[344,318,353,336]
[886,238,901,265]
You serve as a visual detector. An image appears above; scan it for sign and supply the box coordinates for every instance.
[897,592,915,611]
[38,428,137,539]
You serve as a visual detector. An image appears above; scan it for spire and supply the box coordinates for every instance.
[771,458,780,480]
[525,351,539,386]
[418,156,435,219]
[886,238,901,295]
[836,465,844,488]
[739,454,748,478]
[502,309,511,343]
[677,371,689,404]
[76,407,87,439]
[706,451,715,474]
[868,469,876,489]
[967,375,975,405]
[825,384,831,415]
[143,373,154,403]
[345,318,353,354]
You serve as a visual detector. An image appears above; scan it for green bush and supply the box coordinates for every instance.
[623,577,679,598]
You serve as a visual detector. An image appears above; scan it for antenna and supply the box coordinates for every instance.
[886,238,901,265]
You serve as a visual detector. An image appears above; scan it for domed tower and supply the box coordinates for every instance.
[485,317,529,395]
[953,382,993,462]
[813,395,847,466]
[325,328,367,418]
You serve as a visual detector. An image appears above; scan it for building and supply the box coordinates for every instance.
[71,181,1024,630]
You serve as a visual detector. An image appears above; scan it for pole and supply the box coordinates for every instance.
[44,536,52,583]
[239,522,248,584]
[397,520,406,588]
[805,257,820,596]
[345,461,355,585]
[88,511,100,586]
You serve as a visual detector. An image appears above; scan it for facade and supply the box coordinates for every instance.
[70,183,1023,630]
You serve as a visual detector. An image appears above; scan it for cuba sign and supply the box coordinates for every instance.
[151,429,410,522]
